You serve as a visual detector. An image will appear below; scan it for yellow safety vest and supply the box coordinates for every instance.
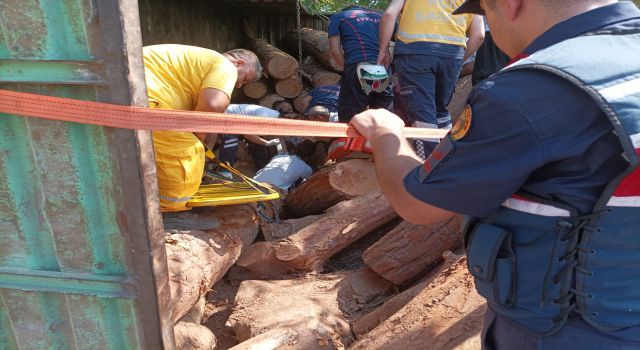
[397,0,472,48]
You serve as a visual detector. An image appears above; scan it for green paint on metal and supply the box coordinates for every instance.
[68,124,127,276]
[0,293,19,350]
[0,32,9,58]
[66,294,110,349]
[37,292,74,349]
[0,115,60,271]
[40,0,89,59]
[0,0,47,58]
[0,136,29,267]
[0,268,135,298]
[0,60,105,84]
[101,298,140,350]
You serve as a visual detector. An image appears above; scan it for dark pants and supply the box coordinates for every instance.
[338,63,394,123]
[472,31,510,86]
[483,308,640,350]
[394,54,463,159]
[216,134,240,165]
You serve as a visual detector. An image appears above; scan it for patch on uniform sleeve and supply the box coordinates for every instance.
[418,137,454,182]
[451,105,473,141]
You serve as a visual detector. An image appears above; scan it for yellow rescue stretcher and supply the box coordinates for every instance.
[187,149,280,208]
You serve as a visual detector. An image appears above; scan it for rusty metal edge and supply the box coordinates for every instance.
[94,0,175,349]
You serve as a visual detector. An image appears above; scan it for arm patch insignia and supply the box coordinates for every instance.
[451,105,472,141]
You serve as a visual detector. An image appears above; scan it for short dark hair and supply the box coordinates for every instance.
[224,49,263,81]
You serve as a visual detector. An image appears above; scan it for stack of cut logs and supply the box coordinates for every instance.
[164,158,485,350]
[241,28,342,114]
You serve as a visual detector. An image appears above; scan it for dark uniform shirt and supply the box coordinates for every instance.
[405,3,640,345]
[328,7,382,66]
[404,2,640,218]
[305,84,340,114]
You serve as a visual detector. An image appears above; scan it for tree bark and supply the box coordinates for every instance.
[274,73,303,98]
[287,28,342,72]
[226,276,353,349]
[174,322,217,350]
[284,159,379,218]
[260,214,324,241]
[242,78,269,99]
[352,252,463,337]
[228,328,298,350]
[292,90,312,114]
[250,38,299,79]
[362,215,464,285]
[300,57,341,87]
[164,205,259,322]
[237,192,398,277]
[349,258,486,350]
[258,93,285,109]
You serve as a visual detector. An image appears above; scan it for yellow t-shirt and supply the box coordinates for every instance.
[143,44,238,212]
[397,0,473,47]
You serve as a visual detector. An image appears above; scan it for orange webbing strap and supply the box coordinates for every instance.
[0,89,449,139]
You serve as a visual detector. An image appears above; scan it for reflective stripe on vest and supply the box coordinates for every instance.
[467,28,640,334]
[397,0,470,47]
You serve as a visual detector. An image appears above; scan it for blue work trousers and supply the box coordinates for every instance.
[483,308,640,350]
[394,54,463,159]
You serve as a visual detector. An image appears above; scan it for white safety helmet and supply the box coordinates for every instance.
[356,63,390,95]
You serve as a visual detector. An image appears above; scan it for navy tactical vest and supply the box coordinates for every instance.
[465,27,640,335]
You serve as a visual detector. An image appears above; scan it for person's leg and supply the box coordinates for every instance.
[433,55,464,141]
[216,134,239,165]
[368,78,394,111]
[395,54,438,159]
[338,64,370,123]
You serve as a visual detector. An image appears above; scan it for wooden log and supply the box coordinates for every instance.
[336,267,395,318]
[284,159,379,218]
[226,276,353,349]
[250,38,299,79]
[274,73,303,98]
[287,28,342,72]
[238,192,398,277]
[352,251,463,337]
[301,57,341,87]
[292,90,312,114]
[174,321,217,350]
[164,205,259,322]
[362,215,465,285]
[349,258,486,350]
[258,93,285,109]
[260,214,324,241]
[228,328,298,350]
[242,78,269,99]
[178,295,206,324]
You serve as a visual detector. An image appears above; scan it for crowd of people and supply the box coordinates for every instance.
[143,0,640,349]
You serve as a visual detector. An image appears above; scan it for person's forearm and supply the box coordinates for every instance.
[378,13,396,56]
[463,34,484,61]
[369,131,454,224]
[244,134,268,145]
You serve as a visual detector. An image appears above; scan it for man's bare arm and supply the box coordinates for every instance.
[463,15,485,62]
[350,109,455,225]
[328,36,345,71]
[378,0,405,66]
[194,88,231,140]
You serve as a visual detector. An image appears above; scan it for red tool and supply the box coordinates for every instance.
[328,137,373,160]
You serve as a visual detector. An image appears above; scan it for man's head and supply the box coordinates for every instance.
[272,100,293,115]
[454,0,617,57]
[307,105,331,122]
[224,49,262,88]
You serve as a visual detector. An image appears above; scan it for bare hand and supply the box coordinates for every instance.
[349,109,405,141]
[377,50,392,68]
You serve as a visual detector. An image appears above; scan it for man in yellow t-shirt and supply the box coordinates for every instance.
[143,44,262,212]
